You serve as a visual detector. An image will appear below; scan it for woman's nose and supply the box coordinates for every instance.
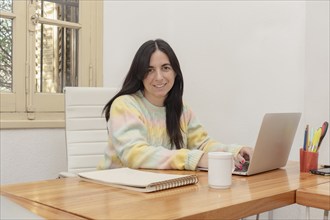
[155,70,164,80]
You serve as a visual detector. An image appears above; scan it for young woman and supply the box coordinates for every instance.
[99,39,253,170]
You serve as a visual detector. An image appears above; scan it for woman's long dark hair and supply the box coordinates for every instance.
[103,39,184,149]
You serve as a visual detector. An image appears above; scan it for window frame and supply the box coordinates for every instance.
[0,0,103,129]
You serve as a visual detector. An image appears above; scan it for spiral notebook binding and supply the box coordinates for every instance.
[149,175,199,192]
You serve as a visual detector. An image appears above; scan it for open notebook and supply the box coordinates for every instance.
[78,168,198,192]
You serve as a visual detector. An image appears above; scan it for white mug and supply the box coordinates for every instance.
[208,152,233,189]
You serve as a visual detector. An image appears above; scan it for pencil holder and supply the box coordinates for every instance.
[300,148,318,172]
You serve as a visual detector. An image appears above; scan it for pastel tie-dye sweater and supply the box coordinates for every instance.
[98,90,242,171]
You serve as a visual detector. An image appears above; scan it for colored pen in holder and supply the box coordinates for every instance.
[300,148,318,173]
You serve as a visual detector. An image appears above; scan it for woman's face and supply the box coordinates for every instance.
[142,50,176,106]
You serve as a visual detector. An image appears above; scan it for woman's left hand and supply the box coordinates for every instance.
[234,146,254,169]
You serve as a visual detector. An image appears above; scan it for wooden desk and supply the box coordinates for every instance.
[1,162,329,220]
[296,182,330,210]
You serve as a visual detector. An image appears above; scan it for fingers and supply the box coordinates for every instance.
[234,153,246,169]
[235,146,254,169]
[236,153,246,164]
[240,147,254,161]
[234,160,242,169]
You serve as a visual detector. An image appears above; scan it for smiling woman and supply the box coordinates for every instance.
[98,39,253,172]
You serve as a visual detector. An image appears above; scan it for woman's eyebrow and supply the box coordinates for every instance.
[148,63,171,68]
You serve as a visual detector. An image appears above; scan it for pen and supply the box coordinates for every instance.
[308,127,314,151]
[303,125,308,151]
[312,128,322,152]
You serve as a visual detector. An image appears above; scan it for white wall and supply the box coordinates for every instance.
[103,0,328,163]
[304,1,330,165]
[0,129,66,183]
[1,1,329,218]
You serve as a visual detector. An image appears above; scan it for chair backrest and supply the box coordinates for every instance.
[64,87,118,174]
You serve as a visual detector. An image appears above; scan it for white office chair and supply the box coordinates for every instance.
[59,87,118,178]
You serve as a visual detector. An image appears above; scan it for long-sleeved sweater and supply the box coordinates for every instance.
[98,90,242,170]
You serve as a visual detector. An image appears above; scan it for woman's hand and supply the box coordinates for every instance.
[197,146,254,169]
[234,147,254,169]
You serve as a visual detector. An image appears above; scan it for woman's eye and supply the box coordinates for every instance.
[163,66,172,71]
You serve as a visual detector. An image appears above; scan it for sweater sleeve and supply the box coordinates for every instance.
[109,96,200,170]
[183,105,243,163]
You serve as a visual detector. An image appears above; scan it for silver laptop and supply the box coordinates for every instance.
[233,112,301,176]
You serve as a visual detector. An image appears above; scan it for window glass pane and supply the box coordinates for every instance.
[35,23,78,93]
[37,0,79,23]
[0,0,12,12]
[35,0,79,94]
[0,17,13,92]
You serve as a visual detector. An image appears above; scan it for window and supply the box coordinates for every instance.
[0,0,103,128]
